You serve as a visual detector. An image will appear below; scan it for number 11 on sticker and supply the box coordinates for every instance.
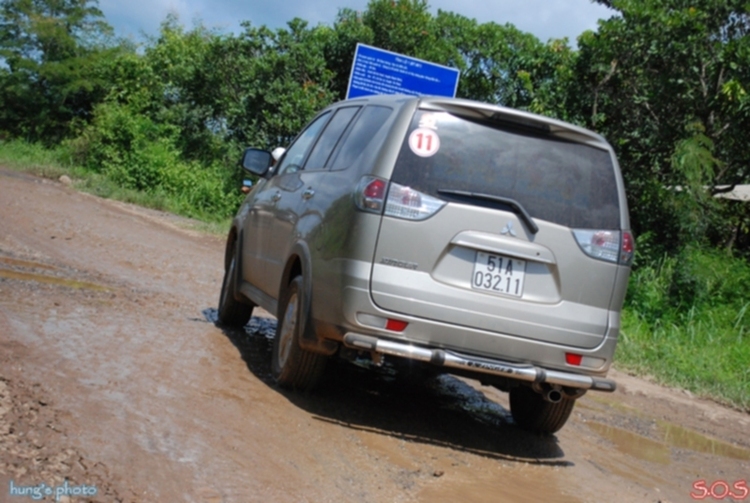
[408,128,440,157]
[415,133,432,150]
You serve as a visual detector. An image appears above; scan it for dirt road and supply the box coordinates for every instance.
[0,168,748,503]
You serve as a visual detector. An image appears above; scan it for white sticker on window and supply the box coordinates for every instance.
[418,113,439,130]
[408,128,440,158]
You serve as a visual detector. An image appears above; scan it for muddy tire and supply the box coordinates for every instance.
[217,252,254,327]
[272,276,327,391]
[509,385,576,434]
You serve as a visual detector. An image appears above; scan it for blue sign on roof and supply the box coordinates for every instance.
[346,43,460,100]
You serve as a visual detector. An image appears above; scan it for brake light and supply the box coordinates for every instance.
[573,229,635,265]
[384,182,445,221]
[620,230,634,265]
[355,178,446,220]
[364,179,386,199]
[355,176,387,213]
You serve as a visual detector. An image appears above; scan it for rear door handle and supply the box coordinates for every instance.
[302,188,315,200]
[271,192,281,202]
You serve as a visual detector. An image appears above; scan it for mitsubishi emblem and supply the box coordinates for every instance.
[500,221,517,237]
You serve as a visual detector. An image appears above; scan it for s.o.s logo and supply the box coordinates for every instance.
[691,480,748,500]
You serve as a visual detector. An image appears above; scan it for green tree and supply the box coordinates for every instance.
[321,8,374,99]
[363,0,438,58]
[71,15,338,207]
[575,0,750,256]
[321,0,574,115]
[437,12,575,116]
[191,18,336,150]
[142,17,221,162]
[0,0,115,142]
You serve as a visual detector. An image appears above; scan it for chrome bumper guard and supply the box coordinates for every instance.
[343,333,616,392]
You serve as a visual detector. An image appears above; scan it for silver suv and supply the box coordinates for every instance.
[218,95,633,434]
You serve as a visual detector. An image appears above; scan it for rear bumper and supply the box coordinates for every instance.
[343,332,617,392]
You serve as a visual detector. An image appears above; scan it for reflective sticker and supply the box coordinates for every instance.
[418,113,439,130]
[408,128,440,157]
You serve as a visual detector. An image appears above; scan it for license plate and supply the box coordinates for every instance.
[471,251,526,297]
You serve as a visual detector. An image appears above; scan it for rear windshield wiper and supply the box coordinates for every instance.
[437,189,539,235]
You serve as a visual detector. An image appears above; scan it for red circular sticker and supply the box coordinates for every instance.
[408,128,440,157]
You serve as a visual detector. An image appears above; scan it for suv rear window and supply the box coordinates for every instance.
[391,110,621,229]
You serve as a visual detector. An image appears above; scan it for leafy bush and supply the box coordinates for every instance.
[627,245,750,320]
[68,102,240,220]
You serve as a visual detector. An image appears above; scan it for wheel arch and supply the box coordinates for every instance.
[217,223,254,326]
[224,223,249,304]
[277,241,312,319]
[223,222,242,271]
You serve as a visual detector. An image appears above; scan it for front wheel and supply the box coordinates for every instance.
[509,385,576,434]
[217,252,254,327]
[271,276,327,391]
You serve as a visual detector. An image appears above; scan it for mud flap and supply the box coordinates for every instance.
[297,276,338,356]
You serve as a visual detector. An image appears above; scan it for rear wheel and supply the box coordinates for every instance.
[272,276,327,391]
[509,385,575,434]
[217,251,254,327]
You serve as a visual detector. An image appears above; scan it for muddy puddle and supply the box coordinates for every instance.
[0,254,109,291]
[587,422,672,464]
[657,420,750,460]
[0,256,57,270]
[587,418,750,464]
[0,268,109,291]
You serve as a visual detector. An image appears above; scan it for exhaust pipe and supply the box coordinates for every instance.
[544,388,563,403]
[534,383,563,403]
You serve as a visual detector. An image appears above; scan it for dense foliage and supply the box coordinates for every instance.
[0,0,116,142]
[577,0,750,258]
[0,0,748,405]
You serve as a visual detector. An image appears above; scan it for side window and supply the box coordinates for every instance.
[275,112,331,176]
[330,105,393,171]
[304,107,360,170]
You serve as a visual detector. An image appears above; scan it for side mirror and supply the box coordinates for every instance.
[241,148,272,177]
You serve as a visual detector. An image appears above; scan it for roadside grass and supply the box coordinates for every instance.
[0,140,234,235]
[0,139,76,179]
[619,308,749,411]
[617,249,750,412]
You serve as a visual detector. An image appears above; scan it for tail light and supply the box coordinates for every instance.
[573,229,635,265]
[355,178,445,220]
[355,176,387,212]
[620,230,634,265]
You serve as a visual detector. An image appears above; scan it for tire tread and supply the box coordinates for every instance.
[509,385,575,434]
[272,276,327,391]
